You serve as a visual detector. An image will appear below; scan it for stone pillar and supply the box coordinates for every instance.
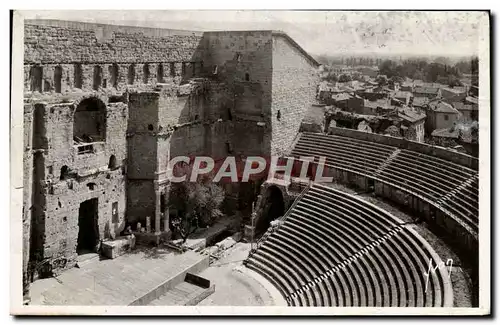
[164,189,170,232]
[146,216,151,233]
[154,189,161,233]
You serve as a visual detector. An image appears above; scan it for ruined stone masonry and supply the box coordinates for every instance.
[22,19,320,299]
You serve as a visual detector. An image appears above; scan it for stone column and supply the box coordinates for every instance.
[154,189,161,233]
[164,190,170,232]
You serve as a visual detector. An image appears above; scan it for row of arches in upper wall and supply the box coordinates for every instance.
[29,62,202,93]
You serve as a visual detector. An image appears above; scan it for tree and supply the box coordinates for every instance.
[324,72,338,83]
[379,60,398,78]
[338,74,352,82]
[376,75,388,86]
[169,177,225,243]
[448,75,463,88]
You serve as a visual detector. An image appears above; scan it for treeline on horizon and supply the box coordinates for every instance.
[317,54,479,86]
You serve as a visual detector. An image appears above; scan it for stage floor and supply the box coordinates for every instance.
[29,248,208,306]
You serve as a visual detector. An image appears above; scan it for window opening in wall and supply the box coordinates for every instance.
[77,144,94,155]
[54,66,63,93]
[74,64,83,89]
[277,109,282,121]
[108,155,117,170]
[212,65,218,75]
[87,182,96,191]
[182,62,186,76]
[157,64,164,83]
[128,64,135,85]
[73,97,107,150]
[30,66,43,92]
[226,141,233,154]
[93,65,102,90]
[44,80,51,92]
[48,166,53,175]
[109,64,119,88]
[112,202,118,223]
[444,114,449,121]
[60,166,69,180]
[102,79,107,89]
[170,62,176,77]
[245,73,250,81]
[143,64,150,83]
[148,124,154,131]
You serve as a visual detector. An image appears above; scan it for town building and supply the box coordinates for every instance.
[400,81,414,92]
[425,99,461,134]
[441,87,467,102]
[453,101,479,121]
[413,86,442,99]
[392,91,412,106]
[396,107,426,142]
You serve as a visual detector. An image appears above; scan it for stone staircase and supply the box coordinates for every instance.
[436,174,479,206]
[148,281,214,306]
[373,148,401,177]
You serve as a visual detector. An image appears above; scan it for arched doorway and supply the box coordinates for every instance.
[255,186,285,237]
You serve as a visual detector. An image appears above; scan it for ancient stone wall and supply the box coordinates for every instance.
[22,103,33,294]
[271,35,319,156]
[22,21,324,278]
[26,98,128,276]
[202,31,273,121]
[24,21,204,94]
[24,21,203,63]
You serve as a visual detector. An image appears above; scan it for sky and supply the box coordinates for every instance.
[20,10,484,57]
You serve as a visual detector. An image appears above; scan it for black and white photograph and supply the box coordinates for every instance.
[9,9,491,316]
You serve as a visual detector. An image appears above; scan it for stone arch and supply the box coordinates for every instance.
[30,65,43,92]
[73,63,83,89]
[54,66,63,93]
[93,65,102,90]
[108,155,117,169]
[109,64,119,88]
[157,64,164,83]
[60,165,69,180]
[128,64,136,85]
[143,64,150,83]
[73,96,107,143]
[254,185,285,236]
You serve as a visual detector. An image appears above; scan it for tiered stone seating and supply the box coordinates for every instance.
[245,184,453,307]
[378,149,479,235]
[290,132,395,177]
[289,132,479,239]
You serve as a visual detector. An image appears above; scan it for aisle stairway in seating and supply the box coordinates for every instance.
[244,183,454,307]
